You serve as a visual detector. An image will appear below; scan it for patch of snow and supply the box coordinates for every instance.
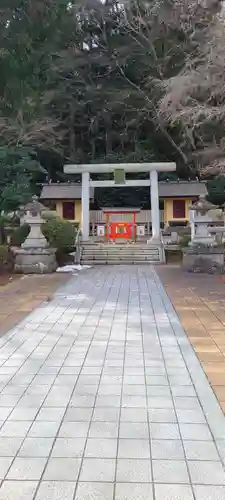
[56,264,92,273]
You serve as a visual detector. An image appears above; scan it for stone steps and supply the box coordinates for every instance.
[81,243,164,264]
[81,261,161,265]
[82,250,160,256]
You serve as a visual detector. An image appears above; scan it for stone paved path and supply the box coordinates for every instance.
[157,266,225,414]
[0,274,68,338]
[0,266,225,500]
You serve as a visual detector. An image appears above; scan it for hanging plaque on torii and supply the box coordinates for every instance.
[114,168,125,184]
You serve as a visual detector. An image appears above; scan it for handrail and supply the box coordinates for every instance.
[74,229,82,264]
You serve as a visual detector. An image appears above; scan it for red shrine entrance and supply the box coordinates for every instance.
[103,208,140,242]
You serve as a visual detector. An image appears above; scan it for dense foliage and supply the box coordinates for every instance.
[10,224,30,246]
[0,0,224,211]
[207,176,225,207]
[0,245,13,272]
[0,147,45,213]
[42,217,76,252]
[11,216,76,252]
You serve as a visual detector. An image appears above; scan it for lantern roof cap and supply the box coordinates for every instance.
[191,196,216,211]
[24,195,46,215]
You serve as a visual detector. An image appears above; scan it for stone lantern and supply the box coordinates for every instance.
[190,196,216,246]
[21,196,48,249]
[12,195,57,274]
[182,197,224,274]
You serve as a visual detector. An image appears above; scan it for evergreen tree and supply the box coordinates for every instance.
[0,0,224,210]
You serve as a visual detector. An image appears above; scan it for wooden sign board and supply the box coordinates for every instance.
[114,168,125,184]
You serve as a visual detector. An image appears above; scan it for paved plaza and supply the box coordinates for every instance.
[158,266,225,413]
[0,266,225,499]
[0,274,68,338]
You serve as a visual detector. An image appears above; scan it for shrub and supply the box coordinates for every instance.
[42,210,58,221]
[0,245,9,263]
[10,217,76,258]
[42,217,76,252]
[179,234,191,248]
[0,245,13,272]
[10,224,30,246]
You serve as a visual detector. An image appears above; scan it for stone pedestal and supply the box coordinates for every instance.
[147,240,165,263]
[209,226,225,245]
[13,248,57,274]
[182,246,224,274]
[192,216,215,245]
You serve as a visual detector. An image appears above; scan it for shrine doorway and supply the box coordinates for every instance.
[103,208,140,242]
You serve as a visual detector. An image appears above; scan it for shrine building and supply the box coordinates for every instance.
[40,176,206,242]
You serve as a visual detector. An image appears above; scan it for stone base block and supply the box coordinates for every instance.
[182,247,224,274]
[147,240,165,263]
[12,247,57,274]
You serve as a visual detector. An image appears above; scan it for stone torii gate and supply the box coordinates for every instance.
[64,163,176,241]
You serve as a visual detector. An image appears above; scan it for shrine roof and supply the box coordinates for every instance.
[40,183,94,200]
[159,180,207,197]
[40,180,206,201]
[102,208,141,213]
